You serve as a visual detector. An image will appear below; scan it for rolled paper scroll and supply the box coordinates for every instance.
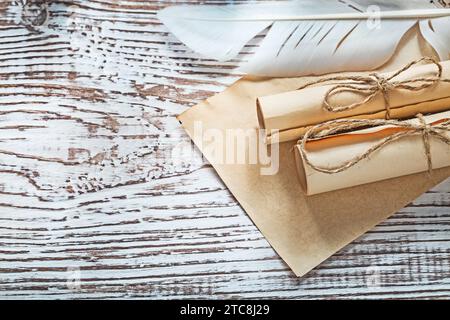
[294,111,450,196]
[257,58,450,144]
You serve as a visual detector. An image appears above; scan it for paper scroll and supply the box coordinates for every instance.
[294,111,450,195]
[258,60,450,144]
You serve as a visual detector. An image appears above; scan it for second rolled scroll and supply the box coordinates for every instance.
[257,59,450,144]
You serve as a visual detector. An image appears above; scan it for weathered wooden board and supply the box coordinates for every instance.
[0,0,449,299]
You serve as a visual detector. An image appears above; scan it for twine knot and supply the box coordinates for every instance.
[371,72,393,93]
[298,114,450,175]
[297,57,445,120]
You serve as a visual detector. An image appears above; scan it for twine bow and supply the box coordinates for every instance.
[297,57,446,119]
[298,114,450,175]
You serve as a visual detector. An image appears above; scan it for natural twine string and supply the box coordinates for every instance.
[297,57,449,119]
[298,114,450,175]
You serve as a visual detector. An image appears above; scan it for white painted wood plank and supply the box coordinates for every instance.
[0,0,449,299]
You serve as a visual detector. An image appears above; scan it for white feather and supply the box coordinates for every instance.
[158,0,450,76]
[420,17,450,60]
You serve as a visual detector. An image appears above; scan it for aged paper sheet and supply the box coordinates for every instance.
[178,30,450,276]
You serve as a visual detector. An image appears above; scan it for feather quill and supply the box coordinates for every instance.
[158,0,450,77]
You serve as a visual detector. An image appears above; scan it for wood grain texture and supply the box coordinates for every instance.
[0,0,449,300]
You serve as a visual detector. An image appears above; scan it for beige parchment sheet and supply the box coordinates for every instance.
[178,30,450,277]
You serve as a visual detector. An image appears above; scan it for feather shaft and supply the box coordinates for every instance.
[186,9,450,22]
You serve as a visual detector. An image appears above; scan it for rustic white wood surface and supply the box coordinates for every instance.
[0,0,449,300]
